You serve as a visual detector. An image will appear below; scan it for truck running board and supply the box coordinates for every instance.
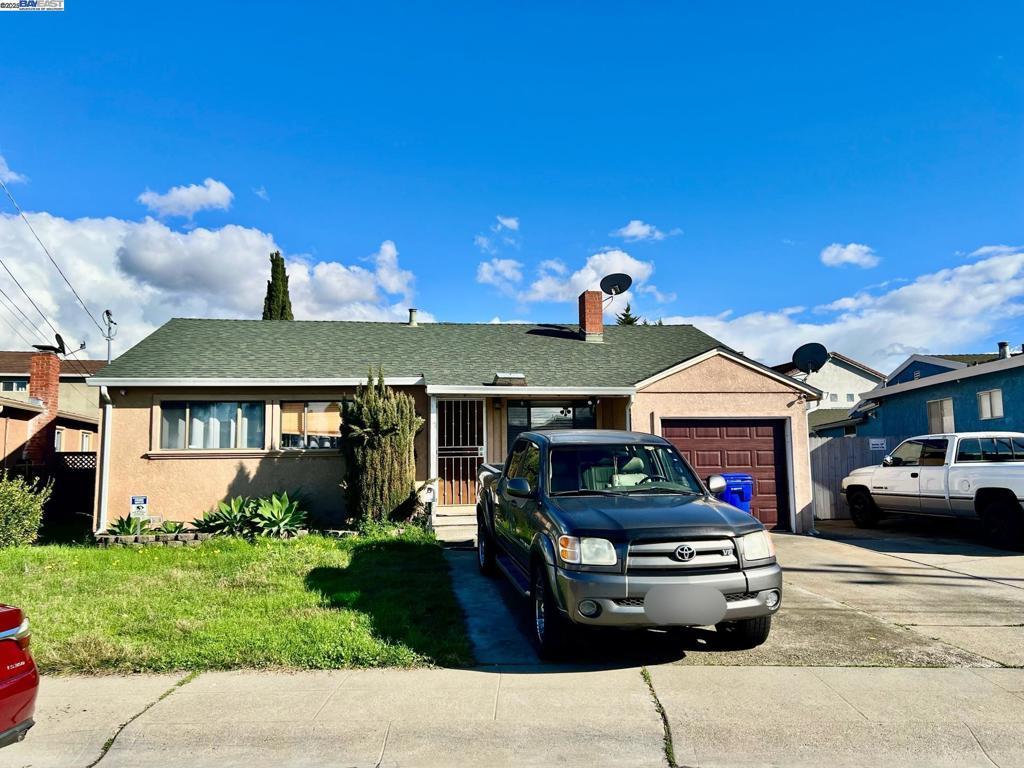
[496,553,531,596]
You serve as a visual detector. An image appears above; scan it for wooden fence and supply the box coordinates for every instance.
[809,435,895,520]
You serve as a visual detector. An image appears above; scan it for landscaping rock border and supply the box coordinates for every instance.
[94,531,314,547]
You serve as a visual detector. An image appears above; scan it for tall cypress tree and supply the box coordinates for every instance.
[262,251,294,320]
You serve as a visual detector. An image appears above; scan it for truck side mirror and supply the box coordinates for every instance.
[706,474,726,495]
[881,455,894,467]
[506,477,533,498]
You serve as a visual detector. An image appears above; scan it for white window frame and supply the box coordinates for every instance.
[81,432,91,452]
[926,397,955,433]
[977,389,1004,421]
[54,428,64,452]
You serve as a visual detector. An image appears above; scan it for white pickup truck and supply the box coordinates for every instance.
[841,432,1024,548]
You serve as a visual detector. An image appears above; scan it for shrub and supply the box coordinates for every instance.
[0,473,51,547]
[343,368,424,524]
[252,492,307,538]
[106,515,153,536]
[158,520,186,534]
[193,496,256,536]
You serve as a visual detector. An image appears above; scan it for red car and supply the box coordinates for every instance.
[0,606,37,748]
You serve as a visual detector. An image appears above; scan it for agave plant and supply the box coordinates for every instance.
[252,492,307,538]
[193,496,256,536]
[106,515,153,536]
[158,520,186,534]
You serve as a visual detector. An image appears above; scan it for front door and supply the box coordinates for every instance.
[437,399,486,506]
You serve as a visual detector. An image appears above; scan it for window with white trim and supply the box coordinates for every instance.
[81,432,91,451]
[159,401,265,450]
[0,380,27,392]
[54,428,63,452]
[926,397,954,433]
[977,389,1004,420]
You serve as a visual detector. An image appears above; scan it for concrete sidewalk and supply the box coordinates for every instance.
[4,666,1023,768]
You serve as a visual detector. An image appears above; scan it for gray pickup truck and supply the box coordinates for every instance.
[476,429,782,657]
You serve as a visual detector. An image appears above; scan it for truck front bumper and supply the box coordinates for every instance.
[552,563,782,627]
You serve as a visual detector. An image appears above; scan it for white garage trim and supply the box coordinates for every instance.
[660,415,797,532]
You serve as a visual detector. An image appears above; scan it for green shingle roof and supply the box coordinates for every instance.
[94,318,726,388]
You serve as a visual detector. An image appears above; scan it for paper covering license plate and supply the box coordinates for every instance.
[644,584,727,626]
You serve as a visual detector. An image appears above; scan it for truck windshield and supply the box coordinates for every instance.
[549,444,703,496]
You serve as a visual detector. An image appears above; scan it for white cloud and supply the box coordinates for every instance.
[659,247,1024,373]
[538,259,567,274]
[253,186,269,201]
[495,215,519,232]
[0,154,26,185]
[0,212,428,354]
[474,234,496,254]
[639,284,677,304]
[968,244,1021,259]
[520,248,658,316]
[488,316,531,324]
[820,242,880,268]
[138,178,234,219]
[476,258,524,294]
[611,219,680,242]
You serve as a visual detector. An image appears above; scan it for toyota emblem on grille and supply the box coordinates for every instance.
[674,544,696,562]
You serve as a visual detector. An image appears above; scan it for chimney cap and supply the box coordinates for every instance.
[407,308,418,327]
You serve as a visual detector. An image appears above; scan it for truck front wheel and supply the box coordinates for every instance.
[477,511,496,575]
[847,488,881,528]
[532,564,571,659]
[716,615,772,650]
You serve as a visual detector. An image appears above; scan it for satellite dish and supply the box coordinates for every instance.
[32,333,67,355]
[600,273,633,296]
[792,342,829,374]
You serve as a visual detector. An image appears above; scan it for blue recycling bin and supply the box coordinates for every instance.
[716,472,754,513]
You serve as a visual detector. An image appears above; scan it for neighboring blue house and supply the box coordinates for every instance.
[812,343,1023,442]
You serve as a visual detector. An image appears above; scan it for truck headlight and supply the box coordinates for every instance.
[558,536,617,565]
[581,537,617,566]
[740,530,775,561]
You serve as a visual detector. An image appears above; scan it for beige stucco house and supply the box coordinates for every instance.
[89,292,820,535]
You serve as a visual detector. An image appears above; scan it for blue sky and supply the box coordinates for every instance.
[1,2,1023,370]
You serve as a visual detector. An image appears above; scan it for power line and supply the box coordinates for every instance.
[0,177,104,334]
[0,301,37,349]
[0,283,46,343]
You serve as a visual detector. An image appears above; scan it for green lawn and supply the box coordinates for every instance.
[0,530,473,673]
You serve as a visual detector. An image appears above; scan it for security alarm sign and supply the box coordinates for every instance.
[130,496,149,518]
[869,439,887,451]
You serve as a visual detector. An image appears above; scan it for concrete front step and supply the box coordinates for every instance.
[432,513,476,527]
[433,524,477,546]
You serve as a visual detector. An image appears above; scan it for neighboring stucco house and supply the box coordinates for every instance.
[816,342,1024,442]
[89,292,821,534]
[0,351,103,470]
[772,351,885,412]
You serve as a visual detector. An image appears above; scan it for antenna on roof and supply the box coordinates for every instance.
[792,342,829,374]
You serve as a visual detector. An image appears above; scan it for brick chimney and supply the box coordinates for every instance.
[25,352,61,466]
[578,290,604,343]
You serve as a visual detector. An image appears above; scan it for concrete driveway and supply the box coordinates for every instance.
[4,526,1022,768]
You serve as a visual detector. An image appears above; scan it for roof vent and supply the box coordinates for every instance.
[999,340,1010,359]
[407,308,418,327]
[492,372,527,386]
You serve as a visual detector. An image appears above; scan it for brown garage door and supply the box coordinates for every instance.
[662,419,789,529]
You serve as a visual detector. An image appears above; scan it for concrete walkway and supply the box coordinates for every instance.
[3,666,1023,768]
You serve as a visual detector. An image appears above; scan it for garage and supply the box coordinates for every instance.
[662,419,790,530]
